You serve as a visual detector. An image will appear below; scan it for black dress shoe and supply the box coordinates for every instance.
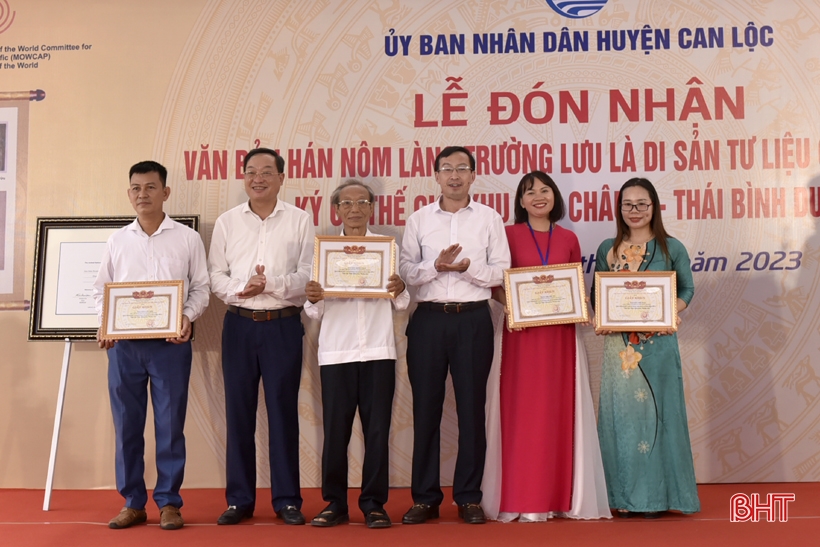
[310,504,349,527]
[276,505,306,525]
[643,511,664,519]
[401,503,440,524]
[457,503,486,524]
[617,510,634,519]
[217,506,253,525]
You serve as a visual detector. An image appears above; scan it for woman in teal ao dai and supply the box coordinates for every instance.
[595,178,700,517]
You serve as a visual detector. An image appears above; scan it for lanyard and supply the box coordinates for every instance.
[527,221,553,265]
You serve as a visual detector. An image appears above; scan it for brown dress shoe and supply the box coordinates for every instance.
[108,507,147,529]
[160,505,184,530]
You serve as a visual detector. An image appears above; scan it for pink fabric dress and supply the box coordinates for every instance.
[499,222,580,514]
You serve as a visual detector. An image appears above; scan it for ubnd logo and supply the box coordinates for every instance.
[546,0,608,19]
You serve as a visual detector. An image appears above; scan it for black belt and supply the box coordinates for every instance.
[416,300,488,314]
[227,305,302,321]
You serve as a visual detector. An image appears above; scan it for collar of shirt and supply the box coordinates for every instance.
[339,228,374,236]
[435,195,476,214]
[127,213,176,237]
[241,198,285,221]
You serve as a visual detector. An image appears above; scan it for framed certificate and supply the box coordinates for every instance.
[28,215,198,340]
[99,280,184,340]
[503,263,587,328]
[595,271,678,332]
[312,235,396,298]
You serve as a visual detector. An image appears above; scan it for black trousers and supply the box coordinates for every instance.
[405,303,494,506]
[320,359,395,514]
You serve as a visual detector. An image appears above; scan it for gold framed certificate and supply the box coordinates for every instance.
[503,263,587,329]
[595,271,678,332]
[312,235,396,298]
[99,280,184,340]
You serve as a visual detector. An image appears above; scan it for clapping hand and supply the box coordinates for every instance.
[237,264,266,299]
[435,244,470,273]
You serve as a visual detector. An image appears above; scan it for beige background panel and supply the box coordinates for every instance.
[0,0,209,488]
[0,0,819,491]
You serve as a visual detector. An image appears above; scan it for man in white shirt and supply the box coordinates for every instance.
[94,161,210,531]
[304,180,409,529]
[208,148,314,526]
[399,146,511,525]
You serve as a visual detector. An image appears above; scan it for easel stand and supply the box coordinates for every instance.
[43,338,80,511]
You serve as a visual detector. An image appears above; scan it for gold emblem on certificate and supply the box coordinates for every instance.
[313,235,396,298]
[504,263,587,328]
[594,272,677,332]
[99,280,184,340]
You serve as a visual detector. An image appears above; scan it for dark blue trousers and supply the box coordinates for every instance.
[108,339,192,510]
[222,311,304,512]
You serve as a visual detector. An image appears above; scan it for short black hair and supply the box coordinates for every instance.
[129,161,168,187]
[435,146,475,172]
[513,171,565,224]
[244,147,285,173]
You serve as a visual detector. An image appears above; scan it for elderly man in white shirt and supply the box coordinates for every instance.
[94,161,210,531]
[303,180,408,529]
[208,148,314,526]
[399,146,511,525]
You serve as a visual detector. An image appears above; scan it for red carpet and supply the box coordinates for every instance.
[2,484,818,547]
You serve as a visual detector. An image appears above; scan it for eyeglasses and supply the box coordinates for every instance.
[244,171,280,180]
[621,203,652,212]
[438,166,473,176]
[337,199,372,210]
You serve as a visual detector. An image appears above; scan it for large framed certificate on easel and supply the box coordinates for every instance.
[28,215,199,340]
[30,215,200,512]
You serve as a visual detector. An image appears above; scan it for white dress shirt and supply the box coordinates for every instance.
[93,215,210,323]
[400,198,510,302]
[304,229,410,366]
[208,199,314,309]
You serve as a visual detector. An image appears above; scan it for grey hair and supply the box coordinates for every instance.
[330,179,376,205]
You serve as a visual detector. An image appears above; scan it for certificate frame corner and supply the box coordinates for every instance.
[28,215,198,341]
[594,270,677,332]
[504,262,587,329]
[100,280,184,340]
[312,234,396,299]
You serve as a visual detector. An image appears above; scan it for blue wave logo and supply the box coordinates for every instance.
[545,0,608,19]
